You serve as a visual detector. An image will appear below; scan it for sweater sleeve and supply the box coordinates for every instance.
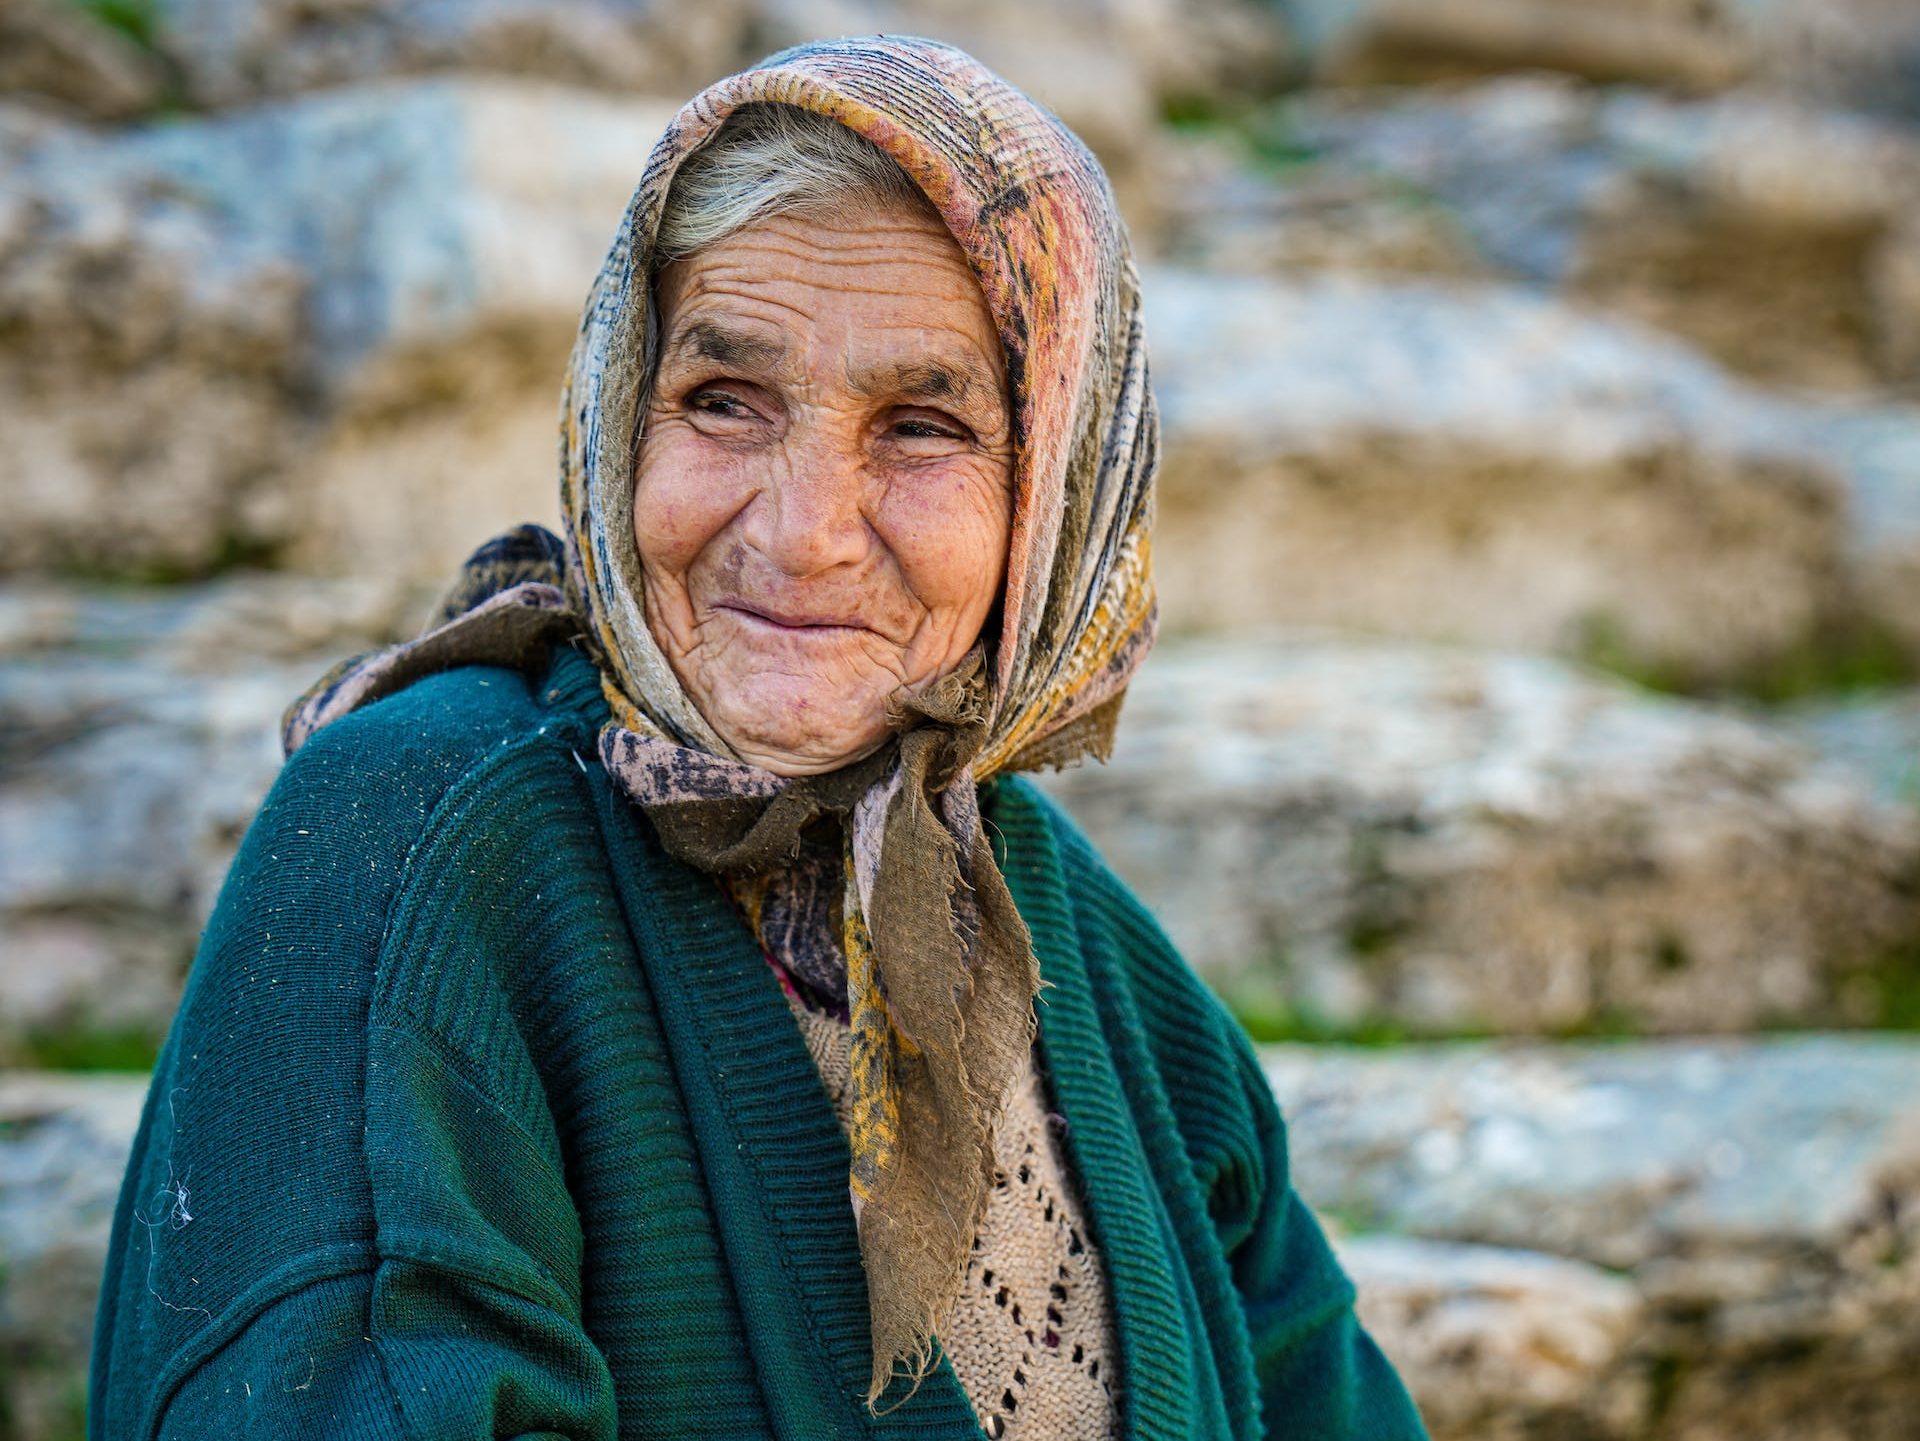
[1219,1033,1429,1441]
[88,668,618,1441]
[152,1261,614,1440]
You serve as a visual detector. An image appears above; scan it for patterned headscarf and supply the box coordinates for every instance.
[285,35,1158,1407]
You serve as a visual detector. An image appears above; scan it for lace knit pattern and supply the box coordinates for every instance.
[786,993,1120,1439]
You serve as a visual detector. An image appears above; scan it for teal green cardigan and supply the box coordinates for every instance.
[88,644,1427,1440]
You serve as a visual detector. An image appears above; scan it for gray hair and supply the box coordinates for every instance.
[654,103,935,264]
[634,105,944,449]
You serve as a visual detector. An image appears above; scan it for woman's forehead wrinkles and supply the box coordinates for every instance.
[657,248,1004,413]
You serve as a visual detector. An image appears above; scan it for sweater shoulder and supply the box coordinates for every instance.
[192,646,610,1026]
[269,645,606,850]
[286,646,604,795]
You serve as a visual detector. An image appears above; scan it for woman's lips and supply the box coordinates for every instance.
[715,600,874,636]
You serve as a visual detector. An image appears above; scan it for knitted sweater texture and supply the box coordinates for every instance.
[786,995,1119,1439]
[88,645,1429,1440]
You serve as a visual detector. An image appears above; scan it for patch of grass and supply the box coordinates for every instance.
[1160,93,1325,174]
[1241,104,1323,173]
[1160,91,1241,131]
[73,0,160,51]
[1652,931,1691,974]
[45,1373,88,1441]
[1343,910,1410,960]
[1227,994,1498,1047]
[1572,612,1694,696]
[1574,610,1916,703]
[14,1025,162,1073]
[54,527,286,586]
[1229,987,1671,1046]
[1314,1197,1391,1236]
[1542,1007,1646,1042]
[1865,948,1920,1031]
[0,1346,89,1441]
[1742,622,1913,705]
[1644,1350,1690,1426]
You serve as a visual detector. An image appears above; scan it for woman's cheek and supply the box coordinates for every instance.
[880,459,1012,610]
[634,430,751,572]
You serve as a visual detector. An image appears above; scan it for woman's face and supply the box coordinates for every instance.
[633,201,1015,776]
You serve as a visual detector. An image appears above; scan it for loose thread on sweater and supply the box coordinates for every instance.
[132,1087,214,1325]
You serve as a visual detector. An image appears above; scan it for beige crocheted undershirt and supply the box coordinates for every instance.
[785,992,1121,1439]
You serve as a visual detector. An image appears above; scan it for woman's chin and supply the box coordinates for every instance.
[704,677,891,777]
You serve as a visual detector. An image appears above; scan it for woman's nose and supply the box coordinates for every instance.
[749,430,871,577]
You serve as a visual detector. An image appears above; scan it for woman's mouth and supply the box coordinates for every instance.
[715,600,873,636]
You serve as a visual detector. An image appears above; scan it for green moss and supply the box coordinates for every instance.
[14,1025,162,1072]
[1866,949,1920,1031]
[1652,932,1691,974]
[1232,1001,1404,1046]
[1160,93,1326,174]
[1572,612,1691,694]
[1644,1350,1690,1426]
[1743,621,1913,704]
[1543,1007,1646,1042]
[72,0,159,50]
[1574,610,1916,703]
[1226,993,1506,1047]
[1228,988,1669,1045]
[1314,1198,1391,1236]
[1343,911,1409,960]
[46,1375,87,1441]
[54,527,286,585]
[1241,105,1323,173]
[1160,91,1242,131]
[0,1350,89,1441]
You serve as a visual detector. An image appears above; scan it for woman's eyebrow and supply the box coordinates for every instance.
[667,319,789,370]
[851,356,1003,411]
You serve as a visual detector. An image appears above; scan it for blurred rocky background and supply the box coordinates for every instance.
[6,0,1920,1436]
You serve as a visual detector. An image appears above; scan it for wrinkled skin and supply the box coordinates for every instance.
[633,202,1015,776]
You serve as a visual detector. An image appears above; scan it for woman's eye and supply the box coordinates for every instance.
[689,389,755,418]
[892,413,969,441]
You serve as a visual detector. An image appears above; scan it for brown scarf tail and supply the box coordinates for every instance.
[855,658,1043,1407]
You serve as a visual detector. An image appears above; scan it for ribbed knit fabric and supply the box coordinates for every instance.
[88,646,1430,1441]
[787,996,1118,1439]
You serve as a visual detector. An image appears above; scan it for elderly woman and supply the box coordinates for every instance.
[89,37,1426,1441]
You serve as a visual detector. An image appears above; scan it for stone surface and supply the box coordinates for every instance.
[0,79,674,584]
[149,0,748,109]
[1143,266,1920,689]
[0,1072,148,1441]
[1282,0,1752,93]
[1160,76,1920,391]
[1788,688,1920,812]
[1272,1035,1920,1439]
[1335,1233,1646,1439]
[1280,0,1920,121]
[0,0,168,121]
[1039,636,1920,1032]
[0,101,313,580]
[0,577,419,1062]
